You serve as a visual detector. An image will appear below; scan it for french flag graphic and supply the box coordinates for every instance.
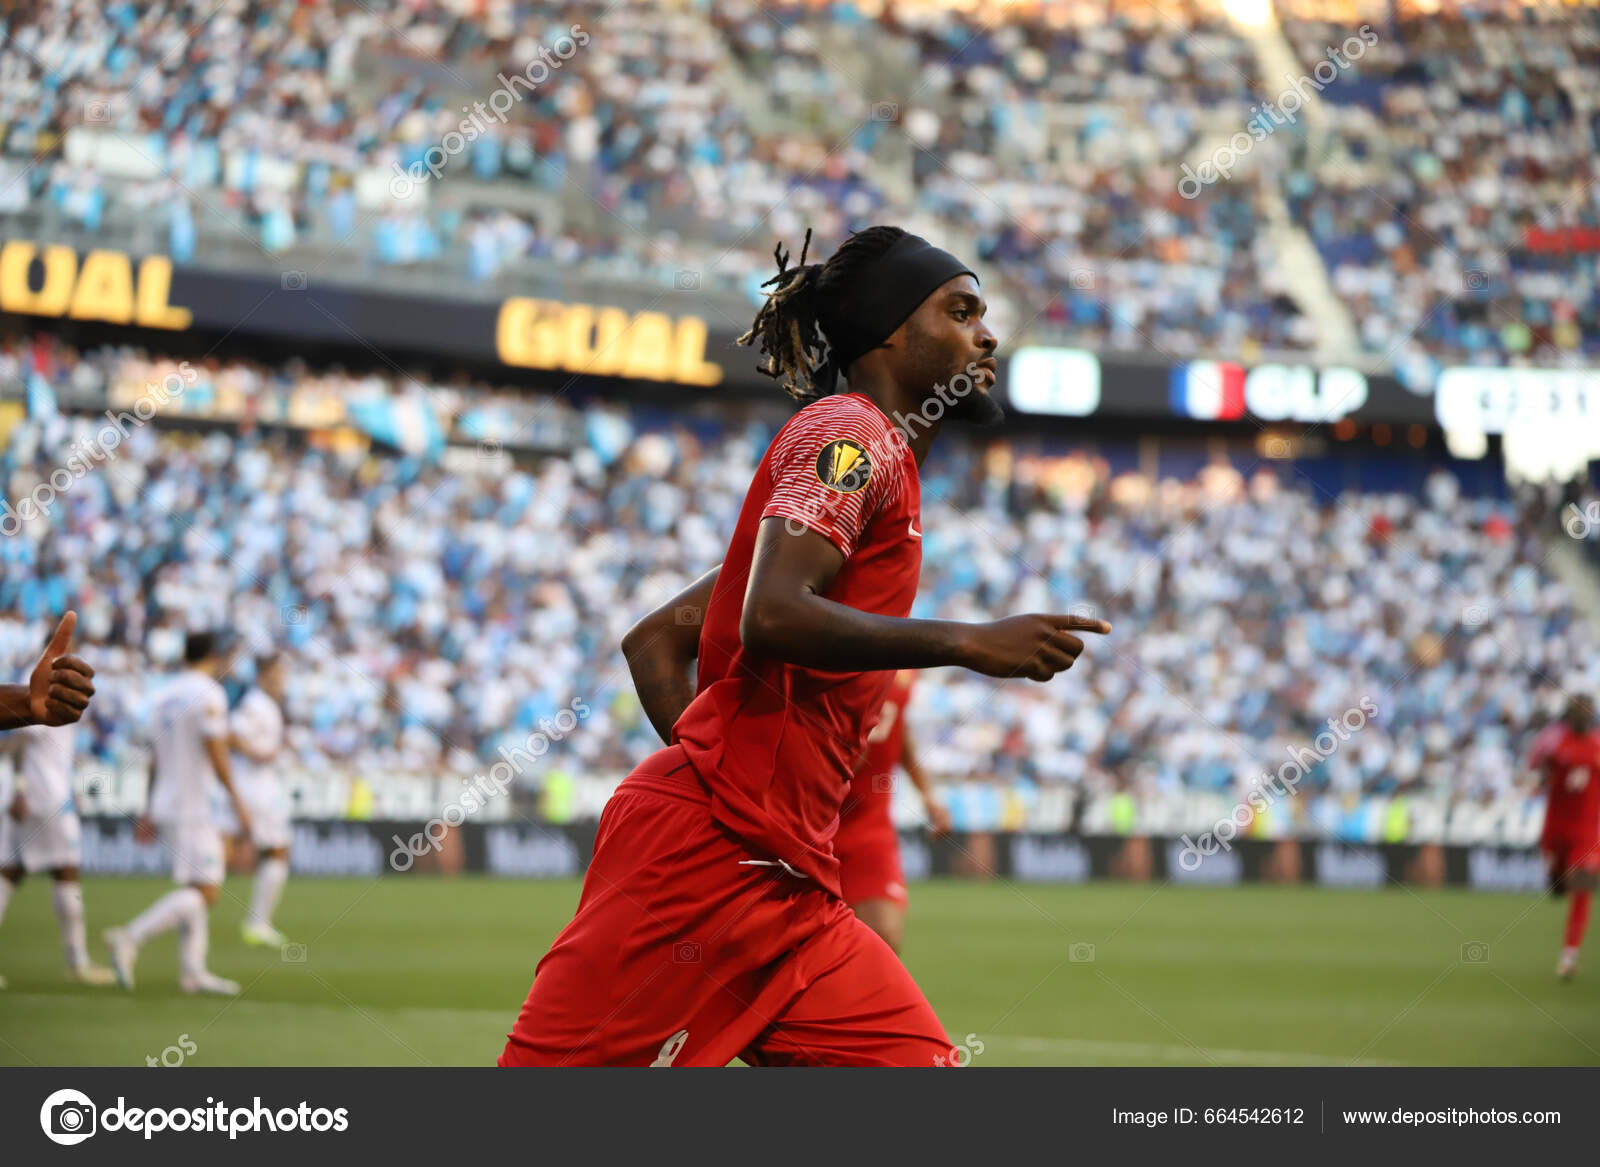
[1169,361,1246,419]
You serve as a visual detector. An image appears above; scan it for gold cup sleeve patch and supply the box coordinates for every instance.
[815,438,873,494]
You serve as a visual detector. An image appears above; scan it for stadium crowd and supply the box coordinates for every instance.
[4,1,1594,365]
[1279,2,1600,370]
[0,0,872,299]
[2,340,1596,827]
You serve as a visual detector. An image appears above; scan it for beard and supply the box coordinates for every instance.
[900,346,1006,429]
[946,377,1006,426]
[925,359,1005,427]
[901,322,1005,427]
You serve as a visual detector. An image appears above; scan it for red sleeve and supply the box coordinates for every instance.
[760,399,906,560]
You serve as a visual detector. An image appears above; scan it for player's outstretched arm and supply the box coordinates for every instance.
[621,564,721,744]
[0,612,95,730]
[741,518,1110,681]
[0,685,34,731]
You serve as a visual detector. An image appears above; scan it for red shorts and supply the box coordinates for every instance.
[834,819,907,909]
[499,746,951,1067]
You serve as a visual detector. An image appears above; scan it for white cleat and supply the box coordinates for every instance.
[1557,947,1579,981]
[104,927,138,991]
[71,963,118,987]
[180,972,241,996]
[241,922,288,948]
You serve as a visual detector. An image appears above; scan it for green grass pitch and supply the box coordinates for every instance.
[1,877,1596,1066]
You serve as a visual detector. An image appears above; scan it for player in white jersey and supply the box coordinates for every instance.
[231,653,291,947]
[104,632,253,996]
[0,718,116,986]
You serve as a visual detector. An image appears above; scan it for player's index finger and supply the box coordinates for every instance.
[1054,614,1112,634]
[44,610,77,657]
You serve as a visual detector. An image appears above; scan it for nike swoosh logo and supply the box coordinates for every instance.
[908,520,922,539]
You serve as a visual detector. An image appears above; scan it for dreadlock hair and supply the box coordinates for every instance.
[736,225,908,404]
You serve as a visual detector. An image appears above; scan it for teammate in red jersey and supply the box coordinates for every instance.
[1529,695,1600,980]
[499,226,1109,1066]
[836,669,949,953]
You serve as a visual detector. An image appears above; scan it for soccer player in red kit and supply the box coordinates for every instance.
[836,669,950,953]
[499,226,1110,1066]
[1530,695,1600,980]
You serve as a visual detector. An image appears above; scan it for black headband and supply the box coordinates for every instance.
[815,233,977,394]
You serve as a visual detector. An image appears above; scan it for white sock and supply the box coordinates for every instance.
[51,881,88,970]
[0,876,14,926]
[248,858,289,929]
[124,886,205,947]
[178,898,211,981]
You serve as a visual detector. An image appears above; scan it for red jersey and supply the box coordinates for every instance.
[1538,727,1600,845]
[841,670,916,831]
[672,393,923,897]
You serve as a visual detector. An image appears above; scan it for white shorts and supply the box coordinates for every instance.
[223,786,292,852]
[166,823,225,887]
[0,810,82,873]
[250,804,292,852]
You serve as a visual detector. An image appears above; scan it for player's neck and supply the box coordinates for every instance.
[842,384,941,468]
